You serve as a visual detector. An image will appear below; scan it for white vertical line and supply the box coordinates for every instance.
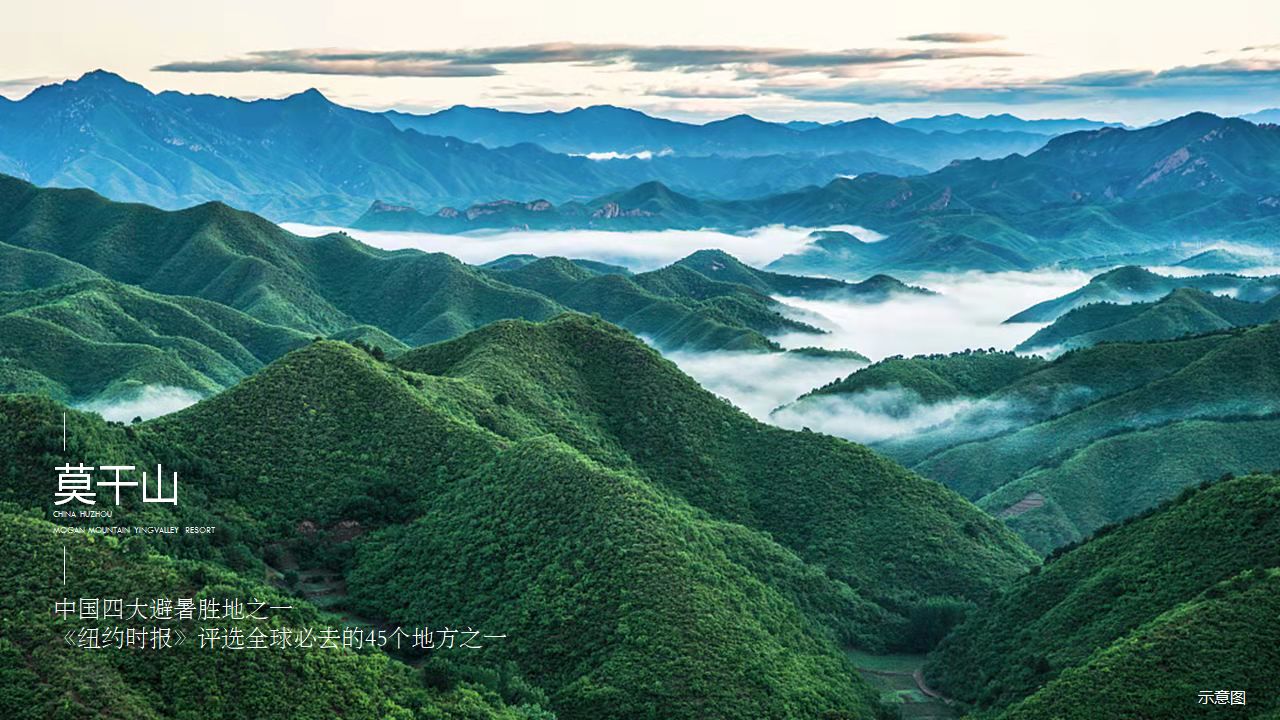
[63,545,66,585]
[62,412,66,452]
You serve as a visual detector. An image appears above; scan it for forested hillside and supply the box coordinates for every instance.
[0,175,915,404]
[789,326,1280,551]
[0,508,544,720]
[926,473,1280,719]
[1017,287,1280,352]
[1006,265,1280,324]
[0,315,1038,720]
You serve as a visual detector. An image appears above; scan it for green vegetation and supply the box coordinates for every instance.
[0,175,920,402]
[0,277,311,401]
[483,255,821,352]
[925,473,1280,719]
[802,350,1046,405]
[480,254,630,276]
[846,651,957,720]
[0,508,547,720]
[1017,287,1280,352]
[0,174,563,345]
[670,249,934,302]
[0,315,1038,720]
[1006,265,1280,324]
[786,346,871,361]
[794,326,1280,552]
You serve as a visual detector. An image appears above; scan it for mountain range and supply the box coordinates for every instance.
[363,112,1280,274]
[925,471,1280,719]
[895,113,1120,135]
[0,71,924,224]
[385,104,1053,168]
[1005,265,1280,323]
[7,72,1280,276]
[0,174,929,405]
[784,322,1280,552]
[1242,107,1280,124]
[0,314,1038,719]
[0,71,1071,225]
[1017,287,1280,353]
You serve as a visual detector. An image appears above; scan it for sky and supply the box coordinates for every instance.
[3,0,1280,124]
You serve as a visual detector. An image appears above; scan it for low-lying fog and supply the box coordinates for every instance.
[78,385,203,423]
[675,270,1088,423]
[285,223,885,271]
[85,225,1276,436]
[662,349,870,420]
[285,224,1094,426]
[286,223,832,271]
[773,270,1090,361]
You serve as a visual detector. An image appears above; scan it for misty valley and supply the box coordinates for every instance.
[3,64,1280,720]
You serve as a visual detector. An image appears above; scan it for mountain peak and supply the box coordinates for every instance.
[627,180,675,196]
[705,113,775,128]
[575,104,647,117]
[281,87,332,105]
[846,116,895,128]
[76,69,131,85]
[48,69,152,99]
[677,248,748,269]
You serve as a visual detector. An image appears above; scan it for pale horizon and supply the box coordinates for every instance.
[4,1,1280,125]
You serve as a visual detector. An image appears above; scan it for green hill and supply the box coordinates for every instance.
[672,249,933,301]
[0,174,564,344]
[0,239,100,290]
[0,175,910,401]
[485,255,836,351]
[1005,265,1280,324]
[788,325,1280,552]
[1017,287,1280,352]
[481,254,630,275]
[1176,247,1276,272]
[0,173,803,358]
[0,277,311,402]
[924,472,1280,719]
[799,350,1047,405]
[0,315,1036,720]
[0,508,546,720]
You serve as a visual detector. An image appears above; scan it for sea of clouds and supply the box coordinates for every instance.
[284,224,1093,423]
[285,223,836,271]
[72,225,1280,430]
[771,269,1091,361]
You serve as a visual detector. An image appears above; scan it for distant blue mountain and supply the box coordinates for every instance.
[0,71,925,224]
[385,104,1051,169]
[360,113,1280,274]
[895,113,1122,135]
[1242,108,1280,125]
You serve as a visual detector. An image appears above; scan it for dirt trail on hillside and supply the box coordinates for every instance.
[913,668,951,702]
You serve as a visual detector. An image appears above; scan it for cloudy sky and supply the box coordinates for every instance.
[3,0,1280,123]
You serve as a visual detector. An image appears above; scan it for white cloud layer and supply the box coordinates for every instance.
[662,349,868,420]
[771,387,1012,444]
[77,386,203,423]
[288,223,831,271]
[771,269,1090,361]
[666,269,1092,418]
